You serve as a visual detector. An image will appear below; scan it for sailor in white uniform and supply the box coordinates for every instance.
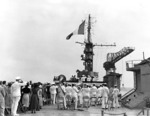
[71,84,79,109]
[97,85,103,104]
[90,84,97,98]
[77,86,83,106]
[81,75,86,82]
[65,84,72,97]
[11,76,26,116]
[86,75,91,82]
[82,84,90,106]
[112,85,120,108]
[50,84,57,104]
[102,84,109,109]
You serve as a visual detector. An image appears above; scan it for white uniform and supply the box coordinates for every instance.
[90,86,97,97]
[97,86,103,104]
[97,86,103,98]
[82,87,90,107]
[102,86,109,109]
[11,81,26,116]
[50,85,57,104]
[81,76,86,82]
[86,77,91,82]
[82,87,90,98]
[65,86,72,97]
[72,86,79,109]
[60,85,66,108]
[78,88,83,105]
[112,88,120,108]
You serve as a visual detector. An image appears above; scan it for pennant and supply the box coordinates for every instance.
[66,20,85,40]
[66,33,73,40]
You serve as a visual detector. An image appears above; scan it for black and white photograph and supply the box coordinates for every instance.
[1,0,150,116]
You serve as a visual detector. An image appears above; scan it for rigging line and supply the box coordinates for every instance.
[95,47,100,71]
[121,59,124,86]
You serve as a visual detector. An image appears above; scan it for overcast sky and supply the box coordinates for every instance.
[0,0,150,87]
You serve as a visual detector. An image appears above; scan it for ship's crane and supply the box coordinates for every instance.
[103,47,135,74]
[103,47,134,89]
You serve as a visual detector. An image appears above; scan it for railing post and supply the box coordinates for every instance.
[143,109,144,115]
[147,108,149,116]
[101,110,104,116]
[124,113,127,116]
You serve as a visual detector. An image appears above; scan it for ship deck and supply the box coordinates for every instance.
[19,104,144,116]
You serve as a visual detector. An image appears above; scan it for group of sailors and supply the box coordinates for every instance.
[0,77,121,116]
[51,82,121,110]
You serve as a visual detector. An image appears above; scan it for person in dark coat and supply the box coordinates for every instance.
[30,83,39,113]
[0,81,5,116]
[4,82,12,115]
[22,83,30,112]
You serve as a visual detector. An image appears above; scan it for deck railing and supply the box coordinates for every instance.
[101,110,127,116]
[126,60,142,70]
[137,107,150,116]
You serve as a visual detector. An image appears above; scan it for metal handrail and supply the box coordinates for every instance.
[137,108,144,116]
[121,88,135,100]
[101,110,127,116]
[126,60,142,69]
[137,107,150,116]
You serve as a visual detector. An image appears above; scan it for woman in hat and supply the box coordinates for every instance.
[38,85,43,109]
[30,83,39,113]
[22,83,31,112]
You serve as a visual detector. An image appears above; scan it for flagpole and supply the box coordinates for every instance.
[87,14,91,43]
[84,14,94,72]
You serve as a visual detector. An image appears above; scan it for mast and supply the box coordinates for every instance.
[87,14,91,43]
[76,14,116,78]
[84,14,94,73]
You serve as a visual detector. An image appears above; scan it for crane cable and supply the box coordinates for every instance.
[121,59,124,87]
[95,47,100,71]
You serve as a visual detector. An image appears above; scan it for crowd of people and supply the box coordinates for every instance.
[53,82,121,110]
[0,76,51,116]
[0,76,121,116]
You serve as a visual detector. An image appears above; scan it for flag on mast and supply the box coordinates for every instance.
[66,20,85,40]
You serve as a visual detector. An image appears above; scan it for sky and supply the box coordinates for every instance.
[0,0,150,87]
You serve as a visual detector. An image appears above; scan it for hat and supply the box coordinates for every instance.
[15,76,21,80]
[39,85,42,88]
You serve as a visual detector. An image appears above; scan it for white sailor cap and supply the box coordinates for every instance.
[15,76,21,80]
[39,85,42,88]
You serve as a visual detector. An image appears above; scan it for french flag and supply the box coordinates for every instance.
[66,20,85,40]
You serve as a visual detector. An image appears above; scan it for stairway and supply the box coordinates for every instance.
[121,88,135,100]
[122,91,147,109]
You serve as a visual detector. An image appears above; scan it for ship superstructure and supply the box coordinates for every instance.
[121,58,150,109]
[53,14,150,109]
[64,14,136,90]
[76,15,116,81]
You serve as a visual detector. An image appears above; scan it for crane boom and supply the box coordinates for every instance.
[104,47,134,72]
[107,47,134,63]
